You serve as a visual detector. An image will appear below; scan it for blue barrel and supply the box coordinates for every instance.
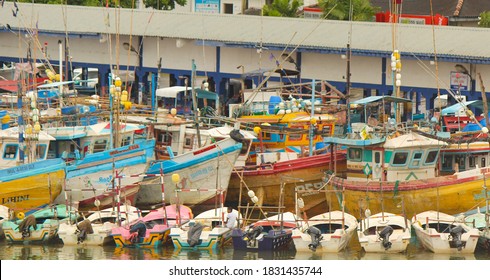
[268,96,282,114]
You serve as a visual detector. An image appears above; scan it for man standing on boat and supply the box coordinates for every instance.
[225,208,238,229]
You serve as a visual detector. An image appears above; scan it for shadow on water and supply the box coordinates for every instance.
[0,237,488,260]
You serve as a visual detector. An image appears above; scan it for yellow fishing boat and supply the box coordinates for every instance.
[1,126,65,215]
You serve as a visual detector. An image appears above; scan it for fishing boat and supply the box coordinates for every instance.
[0,123,66,217]
[137,133,244,214]
[292,210,358,253]
[111,204,193,248]
[228,110,347,216]
[412,210,479,254]
[170,207,240,250]
[3,204,78,244]
[464,206,490,251]
[47,121,156,210]
[320,95,490,220]
[357,212,411,253]
[57,205,142,246]
[231,212,300,251]
[0,205,11,239]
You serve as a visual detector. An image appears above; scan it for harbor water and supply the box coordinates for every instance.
[1,235,489,261]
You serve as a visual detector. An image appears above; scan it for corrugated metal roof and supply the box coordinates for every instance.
[2,3,490,62]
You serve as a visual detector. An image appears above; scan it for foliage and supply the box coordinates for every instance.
[142,0,187,10]
[14,0,187,9]
[318,0,379,21]
[262,0,302,18]
[479,11,490,28]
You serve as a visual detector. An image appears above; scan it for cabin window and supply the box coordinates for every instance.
[3,144,18,159]
[36,144,47,160]
[262,132,271,141]
[158,132,171,146]
[321,125,332,136]
[374,152,381,164]
[469,156,476,168]
[93,139,108,153]
[455,155,466,170]
[288,126,303,141]
[425,150,439,165]
[482,158,486,168]
[410,152,423,167]
[121,135,132,147]
[348,148,362,162]
[392,152,408,165]
[442,155,453,170]
[184,136,194,149]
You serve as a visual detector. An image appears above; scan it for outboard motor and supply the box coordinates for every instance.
[245,225,263,247]
[129,222,147,243]
[306,226,323,252]
[449,225,464,251]
[378,226,393,250]
[187,221,204,247]
[76,219,94,244]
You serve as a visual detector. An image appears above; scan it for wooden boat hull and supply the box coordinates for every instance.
[170,227,232,250]
[136,138,242,211]
[330,167,490,220]
[228,152,346,216]
[54,139,155,210]
[112,227,170,248]
[0,159,65,215]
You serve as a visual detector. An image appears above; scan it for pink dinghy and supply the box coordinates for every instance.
[111,204,193,248]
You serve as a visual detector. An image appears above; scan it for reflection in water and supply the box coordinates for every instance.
[0,241,487,260]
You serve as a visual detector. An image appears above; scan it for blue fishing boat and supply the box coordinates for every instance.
[47,121,156,211]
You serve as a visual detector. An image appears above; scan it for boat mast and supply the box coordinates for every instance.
[191,59,201,147]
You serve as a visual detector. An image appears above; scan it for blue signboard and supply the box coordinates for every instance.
[195,0,220,13]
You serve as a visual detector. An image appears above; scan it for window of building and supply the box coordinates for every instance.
[224,3,233,14]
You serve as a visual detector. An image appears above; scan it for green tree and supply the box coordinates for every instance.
[143,0,187,10]
[262,0,302,17]
[479,11,490,28]
[318,0,379,21]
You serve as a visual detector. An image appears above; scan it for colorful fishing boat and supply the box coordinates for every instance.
[170,207,240,250]
[0,125,66,216]
[57,205,142,246]
[111,204,193,248]
[47,121,155,210]
[137,135,244,214]
[228,111,346,216]
[292,210,358,252]
[3,204,78,244]
[412,210,479,254]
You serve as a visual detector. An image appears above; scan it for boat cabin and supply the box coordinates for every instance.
[0,126,55,168]
[45,122,144,161]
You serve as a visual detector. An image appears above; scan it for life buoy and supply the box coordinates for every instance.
[16,212,25,220]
